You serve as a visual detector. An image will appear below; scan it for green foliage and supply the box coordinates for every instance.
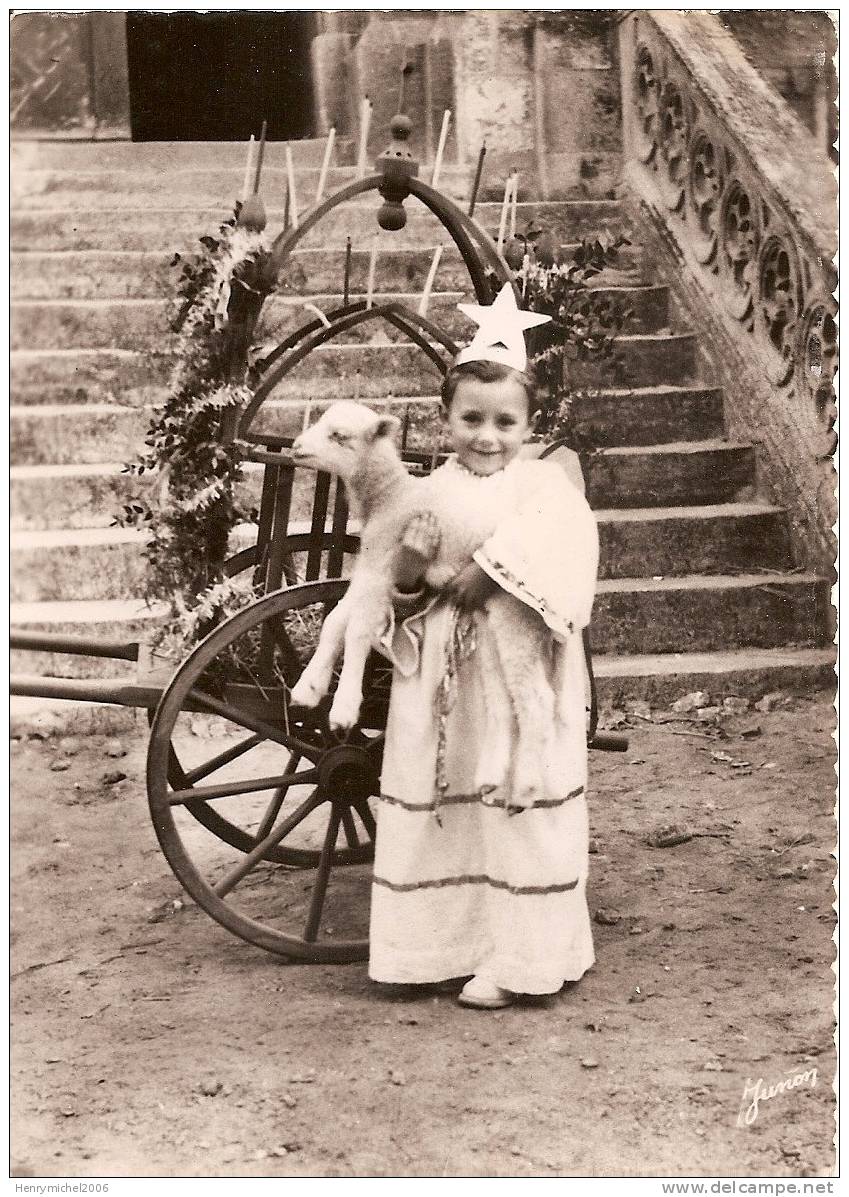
[499,227,633,452]
[113,209,273,652]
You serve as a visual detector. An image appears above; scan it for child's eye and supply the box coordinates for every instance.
[462,413,481,425]
[497,418,517,429]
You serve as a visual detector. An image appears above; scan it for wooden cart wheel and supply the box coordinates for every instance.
[147,581,391,962]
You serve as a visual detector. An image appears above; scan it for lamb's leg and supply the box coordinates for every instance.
[328,604,379,731]
[289,593,351,708]
[486,601,555,809]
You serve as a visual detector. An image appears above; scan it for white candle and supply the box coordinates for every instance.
[510,172,518,239]
[241,134,255,202]
[496,174,511,254]
[365,236,378,309]
[418,243,444,317]
[303,302,331,329]
[431,109,451,190]
[315,126,335,206]
[285,145,299,228]
[356,97,372,180]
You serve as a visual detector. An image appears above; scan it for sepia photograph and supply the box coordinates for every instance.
[9,6,838,1182]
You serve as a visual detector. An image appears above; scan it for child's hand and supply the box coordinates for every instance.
[447,562,499,611]
[393,512,441,592]
[401,512,441,561]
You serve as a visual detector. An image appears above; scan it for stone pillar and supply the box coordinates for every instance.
[350,12,456,164]
[89,13,130,136]
[533,12,620,198]
[11,11,130,137]
[452,11,536,189]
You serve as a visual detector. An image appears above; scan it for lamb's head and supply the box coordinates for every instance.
[291,402,401,480]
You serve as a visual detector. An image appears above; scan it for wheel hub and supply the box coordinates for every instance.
[317,743,379,801]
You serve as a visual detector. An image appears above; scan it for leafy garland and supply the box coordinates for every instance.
[114,208,274,653]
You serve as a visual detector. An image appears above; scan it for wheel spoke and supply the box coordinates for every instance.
[340,805,360,850]
[303,806,341,942]
[253,756,301,843]
[169,767,319,807]
[354,798,377,841]
[187,687,320,761]
[214,791,325,899]
[184,733,264,785]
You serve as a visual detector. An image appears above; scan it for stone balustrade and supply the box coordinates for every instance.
[619,11,837,464]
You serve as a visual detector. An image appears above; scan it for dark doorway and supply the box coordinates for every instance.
[126,12,315,141]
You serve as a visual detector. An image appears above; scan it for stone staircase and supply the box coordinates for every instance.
[10,138,834,729]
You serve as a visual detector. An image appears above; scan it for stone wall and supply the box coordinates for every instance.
[11,11,129,135]
[311,10,622,198]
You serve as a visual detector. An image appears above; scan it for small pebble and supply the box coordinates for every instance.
[200,1079,223,1096]
[388,1070,407,1086]
[58,737,81,756]
[580,1057,599,1069]
[104,738,127,758]
[281,1093,298,1109]
[50,759,71,772]
[594,909,622,926]
[102,770,127,786]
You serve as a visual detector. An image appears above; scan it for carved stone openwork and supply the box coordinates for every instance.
[797,297,838,457]
[757,236,802,385]
[686,131,724,264]
[657,80,688,210]
[634,45,660,164]
[717,180,761,321]
[625,17,834,414]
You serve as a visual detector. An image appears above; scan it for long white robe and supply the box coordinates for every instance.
[369,455,599,995]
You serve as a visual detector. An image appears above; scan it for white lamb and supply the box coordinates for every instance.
[288,400,566,807]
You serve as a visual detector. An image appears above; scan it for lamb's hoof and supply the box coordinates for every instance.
[328,693,361,732]
[289,676,323,709]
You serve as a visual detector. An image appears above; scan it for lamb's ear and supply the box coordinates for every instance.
[369,414,401,441]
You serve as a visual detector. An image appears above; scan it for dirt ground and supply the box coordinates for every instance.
[10,692,836,1179]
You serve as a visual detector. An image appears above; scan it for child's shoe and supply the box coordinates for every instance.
[457,976,515,1009]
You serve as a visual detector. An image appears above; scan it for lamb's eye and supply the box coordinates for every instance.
[330,430,350,444]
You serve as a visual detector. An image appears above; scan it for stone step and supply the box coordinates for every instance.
[10,436,756,527]
[11,138,353,173]
[572,386,726,448]
[9,581,831,687]
[11,242,647,300]
[9,345,444,406]
[10,291,470,352]
[593,646,835,707]
[593,573,830,653]
[11,643,836,738]
[11,200,629,253]
[10,383,724,467]
[11,165,474,211]
[10,284,669,353]
[10,503,793,603]
[585,440,755,508]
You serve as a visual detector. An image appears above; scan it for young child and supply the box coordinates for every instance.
[369,286,600,1009]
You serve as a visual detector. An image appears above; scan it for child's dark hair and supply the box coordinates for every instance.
[440,358,540,415]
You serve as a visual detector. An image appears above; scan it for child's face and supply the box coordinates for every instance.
[444,375,535,476]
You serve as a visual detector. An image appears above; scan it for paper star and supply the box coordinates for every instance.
[456,283,552,371]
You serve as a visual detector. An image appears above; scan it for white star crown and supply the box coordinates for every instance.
[455,283,552,372]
